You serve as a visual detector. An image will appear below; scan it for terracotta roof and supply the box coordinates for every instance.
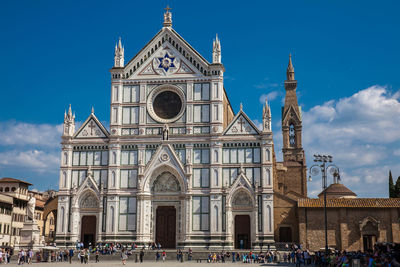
[298,198,400,208]
[35,199,45,209]
[0,177,32,186]
[318,183,357,198]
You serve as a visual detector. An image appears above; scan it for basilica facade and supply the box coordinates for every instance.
[55,9,276,249]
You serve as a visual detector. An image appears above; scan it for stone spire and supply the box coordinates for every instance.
[114,37,124,68]
[262,97,271,132]
[212,34,221,64]
[163,5,172,27]
[63,104,75,137]
[286,53,295,81]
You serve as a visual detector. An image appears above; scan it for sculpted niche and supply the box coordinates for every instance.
[152,172,181,193]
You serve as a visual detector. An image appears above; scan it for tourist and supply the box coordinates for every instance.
[188,247,192,261]
[68,248,74,264]
[140,249,144,263]
[162,250,166,262]
[95,249,100,263]
[121,248,128,265]
[157,243,161,250]
[28,249,33,264]
[79,249,85,264]
[156,250,160,261]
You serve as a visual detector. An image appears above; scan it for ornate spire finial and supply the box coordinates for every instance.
[114,37,124,67]
[163,5,172,27]
[212,33,221,64]
[287,53,295,81]
[91,106,94,114]
[240,102,243,110]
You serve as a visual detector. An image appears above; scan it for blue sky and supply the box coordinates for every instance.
[0,0,399,197]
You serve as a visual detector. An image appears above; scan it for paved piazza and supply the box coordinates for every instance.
[13,262,289,266]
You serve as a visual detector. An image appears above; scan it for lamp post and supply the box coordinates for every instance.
[308,154,340,258]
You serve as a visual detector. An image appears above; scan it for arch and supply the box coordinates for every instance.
[77,189,100,208]
[112,151,117,164]
[110,206,115,232]
[151,171,180,193]
[265,148,271,162]
[289,123,296,147]
[62,171,67,188]
[5,187,9,192]
[214,169,219,186]
[214,205,219,231]
[111,171,116,187]
[266,168,271,185]
[229,187,255,208]
[63,152,68,165]
[142,163,187,193]
[267,205,272,232]
[60,207,65,232]
[359,216,380,231]
[214,149,219,162]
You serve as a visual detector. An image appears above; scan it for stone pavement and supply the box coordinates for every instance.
[10,261,292,266]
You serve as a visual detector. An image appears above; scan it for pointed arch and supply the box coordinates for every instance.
[62,171,67,188]
[214,149,219,162]
[214,205,219,231]
[77,189,100,209]
[110,206,115,232]
[142,163,187,193]
[265,148,271,162]
[214,169,219,186]
[228,186,255,208]
[112,151,117,164]
[63,152,68,165]
[111,171,116,188]
[60,206,65,232]
[266,168,271,185]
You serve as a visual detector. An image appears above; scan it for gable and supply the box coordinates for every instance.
[74,114,109,139]
[224,111,260,135]
[132,44,201,79]
[123,27,210,79]
[282,105,301,125]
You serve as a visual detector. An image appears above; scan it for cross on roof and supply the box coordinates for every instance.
[88,121,96,135]
[238,117,246,132]
[164,5,171,12]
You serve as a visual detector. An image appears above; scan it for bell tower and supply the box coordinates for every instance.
[282,54,304,163]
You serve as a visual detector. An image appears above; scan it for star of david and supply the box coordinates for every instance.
[158,53,176,72]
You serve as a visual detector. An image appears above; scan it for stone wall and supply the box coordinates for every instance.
[298,207,400,251]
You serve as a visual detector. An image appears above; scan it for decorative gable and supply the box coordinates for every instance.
[223,109,260,135]
[121,27,209,79]
[74,113,109,139]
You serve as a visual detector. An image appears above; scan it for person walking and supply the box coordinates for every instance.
[121,249,128,265]
[162,250,166,262]
[28,249,33,264]
[79,249,85,264]
[95,249,99,263]
[68,248,74,264]
[139,250,144,263]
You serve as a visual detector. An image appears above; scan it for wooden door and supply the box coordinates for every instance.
[81,216,96,248]
[235,215,251,249]
[156,206,176,248]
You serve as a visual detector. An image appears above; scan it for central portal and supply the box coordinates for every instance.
[235,215,251,249]
[156,206,176,248]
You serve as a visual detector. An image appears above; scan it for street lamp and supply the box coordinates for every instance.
[308,154,340,258]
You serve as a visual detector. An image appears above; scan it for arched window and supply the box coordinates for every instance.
[63,152,68,165]
[5,187,9,192]
[112,151,117,164]
[60,207,65,232]
[0,187,3,192]
[214,150,219,162]
[111,171,116,188]
[267,205,272,232]
[266,168,271,185]
[289,124,296,147]
[11,187,16,192]
[265,148,270,162]
[214,205,219,231]
[110,206,115,232]
[63,172,67,188]
[214,169,218,186]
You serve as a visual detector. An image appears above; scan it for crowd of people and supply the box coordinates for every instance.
[0,241,399,265]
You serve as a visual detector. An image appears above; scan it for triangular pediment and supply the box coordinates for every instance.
[143,143,186,180]
[223,110,260,135]
[74,113,109,139]
[228,172,254,193]
[122,27,210,79]
[282,105,301,125]
[74,171,100,205]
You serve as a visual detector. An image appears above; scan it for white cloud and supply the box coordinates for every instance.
[300,85,400,197]
[0,149,59,173]
[0,121,62,147]
[259,91,280,104]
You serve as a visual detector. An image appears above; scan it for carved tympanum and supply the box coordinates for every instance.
[152,172,180,192]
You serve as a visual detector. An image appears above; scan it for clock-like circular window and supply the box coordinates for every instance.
[147,84,186,123]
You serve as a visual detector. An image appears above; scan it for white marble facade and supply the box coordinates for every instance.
[56,9,274,249]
